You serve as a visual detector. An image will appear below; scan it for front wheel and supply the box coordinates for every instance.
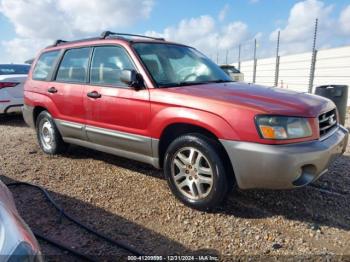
[36,111,67,154]
[164,134,231,211]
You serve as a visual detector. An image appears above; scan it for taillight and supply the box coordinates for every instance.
[0,82,19,89]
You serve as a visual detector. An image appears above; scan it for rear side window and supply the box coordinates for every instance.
[56,48,90,83]
[32,51,60,80]
[90,46,135,87]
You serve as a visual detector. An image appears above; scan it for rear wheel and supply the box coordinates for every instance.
[36,111,67,154]
[164,134,231,211]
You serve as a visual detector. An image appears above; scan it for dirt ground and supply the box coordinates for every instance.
[0,112,349,261]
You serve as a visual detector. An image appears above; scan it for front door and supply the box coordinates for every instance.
[84,45,152,158]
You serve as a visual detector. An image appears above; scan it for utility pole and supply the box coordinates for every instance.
[238,44,241,70]
[308,18,318,93]
[225,49,228,64]
[274,30,280,87]
[216,36,219,64]
[253,39,257,83]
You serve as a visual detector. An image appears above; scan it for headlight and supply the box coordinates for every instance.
[256,116,312,140]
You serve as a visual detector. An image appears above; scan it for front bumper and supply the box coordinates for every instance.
[220,125,349,189]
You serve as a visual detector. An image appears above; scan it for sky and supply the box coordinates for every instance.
[1,0,350,64]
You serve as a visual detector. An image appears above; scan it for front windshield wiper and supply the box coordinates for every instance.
[204,79,235,83]
[159,81,209,88]
[159,79,234,88]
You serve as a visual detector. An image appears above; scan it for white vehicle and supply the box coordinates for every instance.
[220,65,244,82]
[0,64,30,115]
[0,180,42,261]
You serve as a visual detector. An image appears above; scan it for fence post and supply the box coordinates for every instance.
[274,31,280,87]
[238,44,241,70]
[253,39,257,83]
[308,18,318,93]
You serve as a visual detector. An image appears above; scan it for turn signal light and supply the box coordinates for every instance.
[259,125,288,139]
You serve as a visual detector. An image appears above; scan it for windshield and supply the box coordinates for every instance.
[0,64,30,75]
[133,43,232,87]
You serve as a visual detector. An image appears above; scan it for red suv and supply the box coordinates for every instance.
[23,32,349,210]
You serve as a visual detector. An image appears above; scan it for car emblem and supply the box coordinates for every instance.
[328,115,335,125]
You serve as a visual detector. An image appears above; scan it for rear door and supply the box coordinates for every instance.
[50,47,91,140]
[84,45,152,157]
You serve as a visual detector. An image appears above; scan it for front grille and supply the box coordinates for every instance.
[318,109,337,137]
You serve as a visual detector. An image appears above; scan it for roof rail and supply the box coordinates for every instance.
[47,31,165,49]
[100,31,165,41]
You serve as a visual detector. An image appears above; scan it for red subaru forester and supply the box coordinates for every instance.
[23,32,349,210]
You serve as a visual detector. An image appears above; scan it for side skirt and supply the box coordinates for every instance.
[63,137,160,168]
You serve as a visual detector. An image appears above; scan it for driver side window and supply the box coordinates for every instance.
[90,46,135,87]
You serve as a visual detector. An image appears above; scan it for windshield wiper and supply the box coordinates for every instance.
[205,79,234,83]
[159,79,234,88]
[159,81,209,88]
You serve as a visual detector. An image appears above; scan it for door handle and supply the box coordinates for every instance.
[87,91,101,99]
[48,87,58,93]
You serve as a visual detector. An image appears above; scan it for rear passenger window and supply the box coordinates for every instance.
[56,48,90,83]
[32,51,60,81]
[90,46,135,87]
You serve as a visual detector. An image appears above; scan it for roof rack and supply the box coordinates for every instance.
[53,39,68,46]
[48,31,165,48]
[49,37,100,47]
[100,31,165,41]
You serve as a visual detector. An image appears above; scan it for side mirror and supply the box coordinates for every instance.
[120,69,144,90]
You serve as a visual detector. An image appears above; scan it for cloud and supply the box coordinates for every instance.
[0,0,154,62]
[56,0,154,35]
[2,0,350,64]
[218,4,230,22]
[269,0,335,54]
[339,5,350,35]
[1,38,52,64]
[146,15,250,62]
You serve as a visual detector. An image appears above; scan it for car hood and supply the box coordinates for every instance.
[0,179,40,257]
[0,180,17,212]
[162,82,335,117]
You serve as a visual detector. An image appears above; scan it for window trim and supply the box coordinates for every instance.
[32,50,62,82]
[53,47,93,84]
[50,44,143,89]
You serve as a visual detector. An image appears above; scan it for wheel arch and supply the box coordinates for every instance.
[33,106,48,125]
[157,122,236,185]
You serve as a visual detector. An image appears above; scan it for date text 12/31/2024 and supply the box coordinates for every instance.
[127,255,219,261]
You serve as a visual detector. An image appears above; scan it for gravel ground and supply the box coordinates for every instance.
[0,111,349,261]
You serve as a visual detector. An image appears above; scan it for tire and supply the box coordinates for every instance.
[164,133,232,211]
[36,111,67,154]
